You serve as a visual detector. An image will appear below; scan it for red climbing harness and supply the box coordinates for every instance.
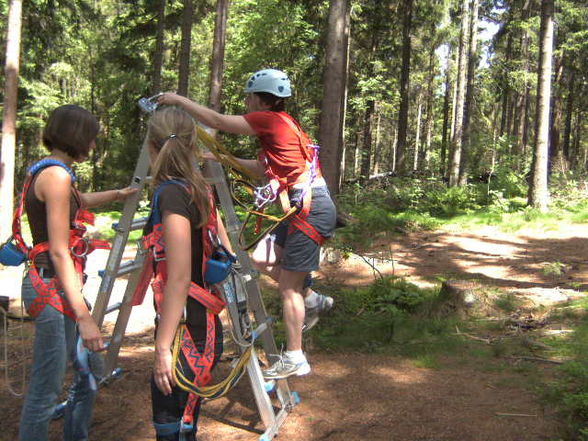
[259,113,327,245]
[11,159,111,321]
[130,180,226,430]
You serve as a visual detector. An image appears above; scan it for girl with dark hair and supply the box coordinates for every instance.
[142,106,230,441]
[18,104,136,441]
[158,68,337,380]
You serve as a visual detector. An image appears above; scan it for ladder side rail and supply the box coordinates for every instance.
[102,248,148,376]
[203,160,297,412]
[202,161,281,363]
[219,282,278,430]
[246,348,277,429]
[93,145,151,327]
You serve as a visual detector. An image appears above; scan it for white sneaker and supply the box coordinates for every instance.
[303,293,334,332]
[262,356,311,380]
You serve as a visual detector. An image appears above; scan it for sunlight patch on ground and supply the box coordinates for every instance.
[119,346,154,356]
[369,364,429,385]
[312,361,354,379]
[510,287,581,306]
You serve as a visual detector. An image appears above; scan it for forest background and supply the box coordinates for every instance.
[0,0,587,439]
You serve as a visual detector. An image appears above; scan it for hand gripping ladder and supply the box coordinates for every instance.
[91,119,299,441]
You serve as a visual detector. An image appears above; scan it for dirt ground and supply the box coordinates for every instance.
[2,222,586,441]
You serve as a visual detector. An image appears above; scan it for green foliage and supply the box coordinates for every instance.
[305,276,467,357]
[542,298,588,440]
[494,293,524,313]
[545,356,588,438]
[335,173,587,252]
[92,208,150,242]
[542,261,566,277]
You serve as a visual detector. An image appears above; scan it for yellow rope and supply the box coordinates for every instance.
[195,126,259,182]
[171,324,252,399]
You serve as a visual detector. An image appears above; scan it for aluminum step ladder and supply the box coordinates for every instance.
[91,114,298,441]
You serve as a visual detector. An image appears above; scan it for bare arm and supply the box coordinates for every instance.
[158,93,256,136]
[38,168,104,351]
[202,154,265,178]
[153,211,192,395]
[80,187,138,208]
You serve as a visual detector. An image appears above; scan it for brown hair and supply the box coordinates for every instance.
[42,105,99,160]
[145,106,210,228]
[254,92,286,112]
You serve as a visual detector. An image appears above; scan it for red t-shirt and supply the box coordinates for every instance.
[243,111,312,184]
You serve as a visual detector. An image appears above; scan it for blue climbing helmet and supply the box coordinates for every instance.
[244,68,291,98]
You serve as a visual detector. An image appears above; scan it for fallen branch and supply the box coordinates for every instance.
[355,253,384,280]
[454,326,493,344]
[507,356,564,365]
[495,413,537,418]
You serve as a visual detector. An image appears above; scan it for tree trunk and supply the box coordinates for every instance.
[319,0,350,195]
[572,111,583,171]
[528,0,554,212]
[151,0,167,95]
[208,0,229,112]
[441,45,453,176]
[515,1,530,158]
[360,101,375,180]
[177,0,194,97]
[450,57,458,140]
[562,70,574,164]
[458,0,479,186]
[448,0,470,187]
[563,71,575,162]
[395,0,413,175]
[499,88,509,137]
[413,95,422,171]
[373,109,382,175]
[391,125,398,172]
[500,33,513,137]
[353,130,362,178]
[0,0,23,241]
[422,47,436,171]
[549,59,564,173]
[339,6,351,187]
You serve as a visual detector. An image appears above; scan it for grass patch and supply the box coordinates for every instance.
[93,208,150,242]
[413,354,441,369]
[334,178,588,251]
[494,292,525,313]
[541,298,588,440]
[302,277,473,359]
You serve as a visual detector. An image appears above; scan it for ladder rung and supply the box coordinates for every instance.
[112,217,148,232]
[252,318,273,340]
[105,302,122,314]
[115,260,143,277]
[98,261,142,278]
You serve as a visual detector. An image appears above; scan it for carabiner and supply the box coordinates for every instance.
[70,239,90,258]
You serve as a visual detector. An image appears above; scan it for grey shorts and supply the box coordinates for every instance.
[270,186,336,273]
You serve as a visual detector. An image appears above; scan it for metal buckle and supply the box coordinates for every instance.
[152,246,166,262]
[179,418,194,437]
[253,183,277,209]
[70,239,90,258]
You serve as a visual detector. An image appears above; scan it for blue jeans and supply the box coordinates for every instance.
[19,275,97,441]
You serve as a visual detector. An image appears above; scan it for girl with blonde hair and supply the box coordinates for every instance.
[142,106,230,441]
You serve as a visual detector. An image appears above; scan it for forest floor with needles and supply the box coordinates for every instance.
[1,222,587,441]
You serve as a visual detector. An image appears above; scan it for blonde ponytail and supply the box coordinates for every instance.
[145,106,210,228]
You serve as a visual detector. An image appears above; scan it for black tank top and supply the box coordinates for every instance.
[25,168,80,270]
